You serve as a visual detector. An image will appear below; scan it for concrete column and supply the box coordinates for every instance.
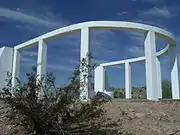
[0,47,13,89]
[80,27,91,99]
[12,49,21,87]
[37,39,47,79]
[144,31,158,101]
[169,45,180,99]
[37,39,47,97]
[156,57,162,99]
[125,62,132,99]
[94,66,105,93]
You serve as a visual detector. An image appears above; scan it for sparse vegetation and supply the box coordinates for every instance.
[0,52,175,135]
[0,54,119,135]
[113,80,172,99]
[113,87,146,99]
[113,88,125,98]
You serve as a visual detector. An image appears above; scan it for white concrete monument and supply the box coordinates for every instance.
[0,21,178,101]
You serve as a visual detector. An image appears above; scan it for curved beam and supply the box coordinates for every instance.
[14,21,176,50]
[156,44,170,57]
[100,43,170,67]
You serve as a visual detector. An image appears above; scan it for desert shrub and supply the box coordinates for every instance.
[132,87,146,99]
[0,54,119,135]
[113,88,125,98]
[113,87,147,99]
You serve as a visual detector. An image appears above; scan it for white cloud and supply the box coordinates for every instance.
[0,8,118,57]
[52,33,80,49]
[22,51,37,57]
[21,57,35,63]
[0,8,69,29]
[127,31,144,45]
[21,57,36,68]
[141,7,174,18]
[132,19,166,29]
[127,46,144,56]
[67,59,79,65]
[117,12,128,16]
[91,30,118,53]
[21,57,75,72]
[21,52,37,67]
[125,31,145,57]
[15,25,39,33]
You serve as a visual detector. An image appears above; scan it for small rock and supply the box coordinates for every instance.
[135,113,145,118]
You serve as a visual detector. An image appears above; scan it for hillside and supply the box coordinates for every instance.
[1,99,180,135]
[104,99,180,135]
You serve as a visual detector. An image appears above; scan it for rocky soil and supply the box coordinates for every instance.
[1,99,180,135]
[104,99,180,135]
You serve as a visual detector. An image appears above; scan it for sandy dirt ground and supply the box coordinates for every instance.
[104,99,180,135]
[1,99,180,135]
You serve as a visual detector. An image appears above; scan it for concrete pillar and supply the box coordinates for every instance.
[144,31,158,101]
[94,66,105,93]
[80,27,91,99]
[37,39,47,79]
[0,47,13,89]
[169,45,180,99]
[156,57,162,99]
[12,49,21,87]
[125,62,132,99]
[37,39,47,97]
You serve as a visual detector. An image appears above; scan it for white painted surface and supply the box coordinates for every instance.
[125,62,132,99]
[100,44,169,67]
[144,31,158,101]
[94,66,114,98]
[80,27,91,99]
[37,39,47,80]
[169,46,180,99]
[0,47,13,89]
[37,39,47,97]
[0,47,3,55]
[12,49,21,87]
[94,66,105,93]
[104,91,114,98]
[15,21,175,50]
[156,57,162,99]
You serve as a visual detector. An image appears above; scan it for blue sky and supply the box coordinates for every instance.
[0,0,180,88]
